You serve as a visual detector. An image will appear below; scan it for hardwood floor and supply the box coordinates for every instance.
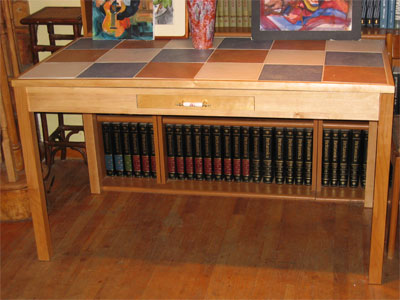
[1,159,399,299]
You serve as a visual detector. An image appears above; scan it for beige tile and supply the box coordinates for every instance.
[195,63,263,80]
[265,50,325,65]
[164,38,224,49]
[20,62,92,79]
[96,49,161,62]
[326,39,385,53]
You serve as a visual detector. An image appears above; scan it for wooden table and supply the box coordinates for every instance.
[12,37,395,284]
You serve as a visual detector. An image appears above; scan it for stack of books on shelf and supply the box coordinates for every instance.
[361,0,400,29]
[164,124,313,185]
[102,122,156,178]
[321,129,368,188]
[215,0,252,33]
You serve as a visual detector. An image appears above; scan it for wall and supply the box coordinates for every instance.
[28,0,84,142]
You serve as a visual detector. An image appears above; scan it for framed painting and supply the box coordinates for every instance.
[252,0,361,40]
[92,0,154,40]
[153,0,189,38]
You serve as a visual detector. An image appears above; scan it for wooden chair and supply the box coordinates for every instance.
[20,7,86,178]
[388,115,400,259]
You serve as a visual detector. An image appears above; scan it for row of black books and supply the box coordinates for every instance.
[361,0,400,29]
[165,124,313,185]
[102,122,156,178]
[322,129,368,188]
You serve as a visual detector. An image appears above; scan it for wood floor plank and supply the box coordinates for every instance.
[1,160,399,299]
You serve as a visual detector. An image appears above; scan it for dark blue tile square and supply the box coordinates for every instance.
[77,63,146,78]
[259,65,322,81]
[218,38,273,50]
[151,49,213,63]
[325,52,384,67]
[66,38,121,50]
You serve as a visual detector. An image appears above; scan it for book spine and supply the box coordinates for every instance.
[350,130,362,187]
[339,129,350,187]
[380,0,388,28]
[366,0,375,27]
[102,122,114,176]
[241,126,250,182]
[247,0,252,28]
[121,122,133,177]
[242,0,249,28]
[149,123,156,178]
[274,127,284,184]
[166,124,176,179]
[361,130,368,188]
[294,128,305,185]
[284,128,294,184]
[223,126,233,181]
[216,0,223,30]
[139,123,151,178]
[261,127,274,184]
[362,0,368,27]
[229,0,237,28]
[395,0,400,28]
[393,67,399,114]
[373,0,380,27]
[184,124,194,180]
[232,126,241,181]
[388,0,396,28]
[213,125,223,181]
[175,124,185,180]
[223,0,230,28]
[330,129,340,186]
[304,128,313,186]
[193,124,204,180]
[203,125,213,181]
[251,126,261,182]
[321,129,332,187]
[236,0,243,30]
[112,122,124,176]
[129,122,142,177]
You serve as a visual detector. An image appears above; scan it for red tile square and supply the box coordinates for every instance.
[136,62,203,79]
[323,66,388,84]
[208,50,268,63]
[116,40,170,49]
[272,40,326,51]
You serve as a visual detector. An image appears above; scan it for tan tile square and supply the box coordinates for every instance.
[96,49,161,62]
[20,62,92,79]
[164,38,224,49]
[326,39,385,53]
[265,50,325,65]
[195,63,263,80]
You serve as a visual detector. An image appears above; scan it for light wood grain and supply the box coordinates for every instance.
[369,93,394,284]
[82,114,102,194]
[364,122,378,208]
[14,87,52,261]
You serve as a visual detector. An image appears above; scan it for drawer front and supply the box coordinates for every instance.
[137,95,255,111]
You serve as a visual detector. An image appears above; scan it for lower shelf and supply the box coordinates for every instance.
[101,177,364,203]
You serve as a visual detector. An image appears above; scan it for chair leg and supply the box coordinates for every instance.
[388,157,400,259]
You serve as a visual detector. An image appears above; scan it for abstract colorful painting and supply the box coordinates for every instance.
[92,0,153,40]
[252,0,361,40]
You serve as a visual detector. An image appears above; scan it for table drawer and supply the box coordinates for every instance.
[137,95,255,111]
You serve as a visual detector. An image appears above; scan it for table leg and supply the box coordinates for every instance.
[369,93,394,284]
[14,87,52,261]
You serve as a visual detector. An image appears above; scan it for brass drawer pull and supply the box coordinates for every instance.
[176,100,210,108]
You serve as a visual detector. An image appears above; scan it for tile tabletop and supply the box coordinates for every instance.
[20,37,389,86]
